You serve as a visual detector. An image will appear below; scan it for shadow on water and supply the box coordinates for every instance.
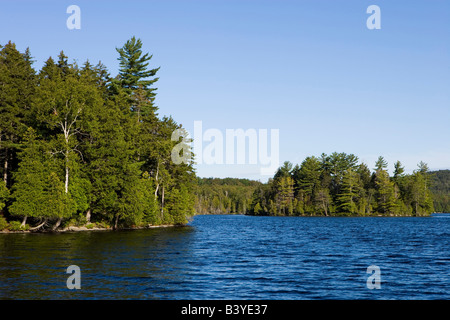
[0,226,195,299]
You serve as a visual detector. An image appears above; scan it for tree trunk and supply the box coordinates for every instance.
[53,217,62,231]
[3,148,8,185]
[322,199,328,216]
[21,216,27,228]
[30,219,47,231]
[65,153,69,194]
[114,214,119,230]
[85,208,91,223]
[154,162,159,200]
[160,185,165,220]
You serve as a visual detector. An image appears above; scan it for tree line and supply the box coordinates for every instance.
[429,170,450,213]
[248,152,435,216]
[194,177,261,215]
[0,38,195,231]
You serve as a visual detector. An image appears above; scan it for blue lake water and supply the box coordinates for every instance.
[0,214,449,299]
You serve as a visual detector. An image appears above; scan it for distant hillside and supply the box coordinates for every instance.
[194,177,262,215]
[429,170,450,213]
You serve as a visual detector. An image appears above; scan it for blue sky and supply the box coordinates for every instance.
[1,0,449,181]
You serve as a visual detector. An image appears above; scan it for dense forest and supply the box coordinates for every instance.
[194,177,261,215]
[429,170,450,213]
[248,153,436,216]
[0,41,447,232]
[0,39,196,232]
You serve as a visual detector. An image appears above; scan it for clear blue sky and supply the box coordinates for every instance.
[1,0,449,181]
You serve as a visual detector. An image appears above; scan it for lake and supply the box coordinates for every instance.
[0,214,449,299]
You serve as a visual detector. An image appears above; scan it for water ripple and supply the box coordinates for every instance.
[0,214,449,299]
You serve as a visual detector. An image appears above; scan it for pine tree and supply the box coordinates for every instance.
[375,169,396,215]
[405,163,434,215]
[9,128,74,229]
[115,36,160,100]
[275,176,294,215]
[9,128,49,225]
[293,156,321,212]
[323,152,359,199]
[336,169,360,215]
[0,40,198,230]
[274,161,293,180]
[374,156,388,172]
[393,161,405,180]
[253,202,262,215]
[0,41,36,187]
[33,54,101,229]
[0,181,8,213]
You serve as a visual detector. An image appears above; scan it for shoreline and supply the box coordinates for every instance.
[0,223,185,234]
[2,213,443,234]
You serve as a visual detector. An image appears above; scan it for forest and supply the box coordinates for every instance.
[0,39,196,232]
[247,153,437,217]
[194,177,261,215]
[192,169,449,216]
[0,40,447,232]
[429,170,450,213]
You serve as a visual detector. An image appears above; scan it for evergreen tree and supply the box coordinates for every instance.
[33,53,102,229]
[393,161,405,180]
[9,128,74,228]
[374,156,388,172]
[0,182,8,213]
[246,153,436,217]
[405,163,434,215]
[375,169,396,214]
[336,169,360,215]
[322,152,359,199]
[0,40,197,231]
[294,156,321,205]
[0,41,36,187]
[274,176,294,215]
[253,202,262,215]
[115,36,160,100]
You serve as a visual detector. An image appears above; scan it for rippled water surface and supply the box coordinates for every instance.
[1,214,449,299]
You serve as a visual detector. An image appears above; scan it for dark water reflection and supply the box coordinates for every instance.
[0,214,449,299]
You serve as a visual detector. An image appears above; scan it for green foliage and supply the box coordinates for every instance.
[336,169,360,215]
[274,176,295,215]
[404,169,434,215]
[374,169,396,215]
[0,41,36,188]
[0,215,8,230]
[194,177,261,215]
[1,39,196,231]
[374,156,388,172]
[428,170,450,213]
[8,220,29,231]
[0,183,9,212]
[115,36,160,99]
[249,153,437,217]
